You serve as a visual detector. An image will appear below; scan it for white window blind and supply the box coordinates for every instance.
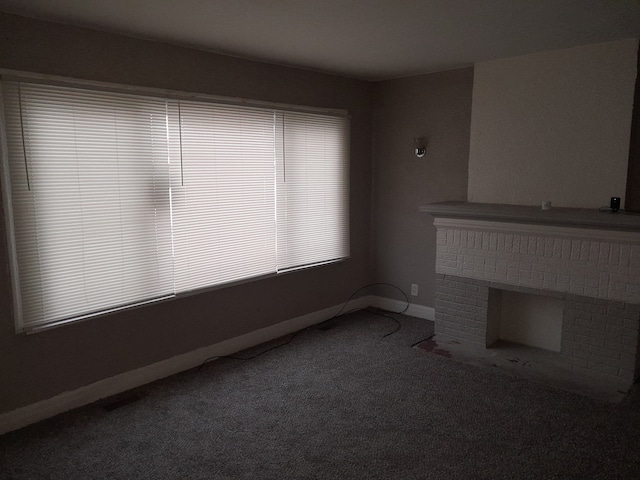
[1,78,350,332]
[276,112,350,271]
[2,82,175,330]
[169,101,277,292]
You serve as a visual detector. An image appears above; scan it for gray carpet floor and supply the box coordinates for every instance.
[1,309,639,479]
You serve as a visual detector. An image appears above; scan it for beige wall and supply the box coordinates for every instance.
[0,13,373,414]
[468,39,638,208]
[372,69,474,307]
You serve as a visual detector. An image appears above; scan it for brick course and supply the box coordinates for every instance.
[436,228,640,304]
[436,273,640,385]
[434,226,640,385]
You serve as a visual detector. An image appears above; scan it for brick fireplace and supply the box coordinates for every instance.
[421,202,640,388]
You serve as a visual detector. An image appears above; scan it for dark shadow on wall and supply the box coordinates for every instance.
[625,42,640,213]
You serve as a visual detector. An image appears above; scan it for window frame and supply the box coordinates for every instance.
[0,70,351,334]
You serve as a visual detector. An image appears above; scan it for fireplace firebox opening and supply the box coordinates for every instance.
[486,289,563,352]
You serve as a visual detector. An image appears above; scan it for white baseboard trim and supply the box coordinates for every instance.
[0,294,433,435]
[369,296,435,320]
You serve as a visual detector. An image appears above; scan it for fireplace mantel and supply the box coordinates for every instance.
[421,201,640,304]
[419,201,640,232]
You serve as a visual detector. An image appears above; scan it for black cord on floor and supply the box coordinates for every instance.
[363,307,402,337]
[410,334,435,348]
[197,330,304,370]
[197,282,411,370]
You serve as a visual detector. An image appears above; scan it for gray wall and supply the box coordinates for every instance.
[0,13,373,414]
[372,69,474,307]
[6,14,632,419]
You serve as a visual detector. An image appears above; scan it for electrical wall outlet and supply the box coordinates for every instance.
[410,284,418,296]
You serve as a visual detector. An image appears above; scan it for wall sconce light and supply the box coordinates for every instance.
[414,137,426,158]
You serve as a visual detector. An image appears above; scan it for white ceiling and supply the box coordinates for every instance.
[0,0,639,80]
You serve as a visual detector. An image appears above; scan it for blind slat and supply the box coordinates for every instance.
[2,80,350,331]
[276,112,350,271]
[3,82,175,329]
[170,100,277,292]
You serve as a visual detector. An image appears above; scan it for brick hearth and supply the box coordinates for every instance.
[422,202,640,387]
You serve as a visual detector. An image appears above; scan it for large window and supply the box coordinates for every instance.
[1,79,350,332]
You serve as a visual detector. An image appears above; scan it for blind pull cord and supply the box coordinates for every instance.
[178,101,184,186]
[17,83,31,191]
[282,114,286,182]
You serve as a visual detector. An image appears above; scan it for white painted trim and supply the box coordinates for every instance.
[0,296,375,436]
[369,296,435,320]
[433,217,640,244]
[0,69,348,117]
[0,90,23,330]
[0,295,436,435]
